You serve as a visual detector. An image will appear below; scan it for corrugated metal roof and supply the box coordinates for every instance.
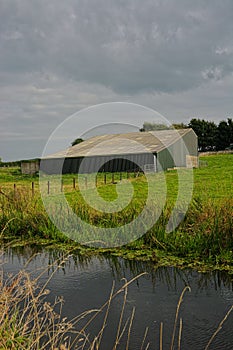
[44,128,192,159]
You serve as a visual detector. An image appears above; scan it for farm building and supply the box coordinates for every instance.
[21,159,40,175]
[40,128,198,174]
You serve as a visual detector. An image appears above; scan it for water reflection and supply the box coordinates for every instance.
[4,245,233,292]
[2,245,233,349]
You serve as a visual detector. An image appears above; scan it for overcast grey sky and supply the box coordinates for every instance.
[1,0,233,161]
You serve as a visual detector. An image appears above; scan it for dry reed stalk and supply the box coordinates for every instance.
[178,318,182,350]
[204,305,233,350]
[1,242,233,350]
[170,286,191,350]
[126,307,135,350]
[160,322,163,350]
[140,326,149,350]
[113,278,128,349]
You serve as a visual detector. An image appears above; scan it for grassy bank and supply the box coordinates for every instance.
[0,154,232,271]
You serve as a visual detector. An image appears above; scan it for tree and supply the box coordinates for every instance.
[227,118,233,144]
[188,118,217,151]
[140,122,172,132]
[172,123,188,129]
[71,138,84,146]
[216,120,231,150]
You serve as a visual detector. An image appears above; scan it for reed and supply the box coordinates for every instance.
[0,256,232,349]
[0,153,232,267]
[0,186,232,267]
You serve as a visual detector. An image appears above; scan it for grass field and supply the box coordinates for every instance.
[1,154,232,200]
[0,154,232,271]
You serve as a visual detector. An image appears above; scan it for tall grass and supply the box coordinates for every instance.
[0,185,232,265]
[0,189,65,242]
[0,154,233,266]
[143,197,233,257]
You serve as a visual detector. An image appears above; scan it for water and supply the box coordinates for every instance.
[2,245,233,349]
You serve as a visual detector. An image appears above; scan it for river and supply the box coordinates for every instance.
[2,246,233,349]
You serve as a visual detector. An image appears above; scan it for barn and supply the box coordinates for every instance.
[21,159,40,175]
[40,128,198,175]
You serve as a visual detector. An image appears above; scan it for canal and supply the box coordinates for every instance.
[2,246,233,349]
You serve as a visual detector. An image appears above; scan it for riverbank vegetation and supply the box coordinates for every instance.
[0,154,232,272]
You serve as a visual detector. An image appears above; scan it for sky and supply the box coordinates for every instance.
[1,0,233,161]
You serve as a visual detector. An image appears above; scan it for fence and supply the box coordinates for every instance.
[0,170,143,197]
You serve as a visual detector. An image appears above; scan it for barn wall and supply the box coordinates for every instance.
[181,130,198,167]
[182,129,198,157]
[40,158,66,175]
[66,153,155,173]
[21,160,40,175]
[157,130,198,171]
[41,153,155,174]
[172,138,188,167]
[157,147,175,171]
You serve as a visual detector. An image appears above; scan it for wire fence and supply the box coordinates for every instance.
[0,170,144,197]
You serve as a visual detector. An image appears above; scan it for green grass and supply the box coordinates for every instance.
[0,154,233,271]
[194,154,233,200]
[1,156,233,349]
[1,155,232,201]
[0,166,38,183]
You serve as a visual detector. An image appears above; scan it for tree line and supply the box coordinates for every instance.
[141,118,233,152]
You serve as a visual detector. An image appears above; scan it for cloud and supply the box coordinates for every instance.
[0,0,233,160]
[202,66,223,81]
[1,0,233,93]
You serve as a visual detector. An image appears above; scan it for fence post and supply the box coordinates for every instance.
[120,172,122,181]
[112,173,114,184]
[104,173,107,184]
[95,174,98,187]
[127,171,129,179]
[73,178,76,189]
[13,183,16,196]
[47,181,50,195]
[32,182,34,196]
